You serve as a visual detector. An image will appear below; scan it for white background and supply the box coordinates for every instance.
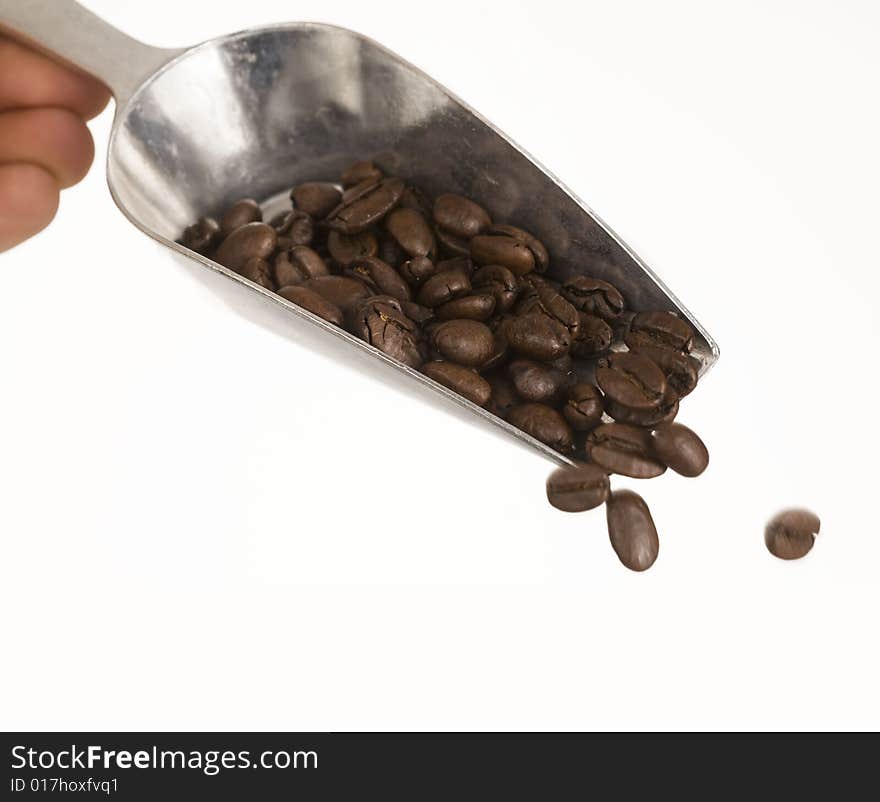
[1,0,879,730]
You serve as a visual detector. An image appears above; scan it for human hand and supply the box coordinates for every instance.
[0,34,110,253]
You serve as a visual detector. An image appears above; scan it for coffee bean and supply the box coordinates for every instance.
[562,276,625,321]
[434,225,472,257]
[430,319,495,367]
[436,256,475,280]
[341,159,382,187]
[629,344,699,398]
[625,311,694,353]
[215,222,277,272]
[416,269,472,307]
[400,300,434,326]
[585,423,666,478]
[435,293,496,322]
[399,184,433,218]
[470,234,535,276]
[384,207,436,259]
[596,352,667,410]
[346,256,411,302]
[220,198,262,236]
[507,403,574,452]
[571,313,613,359]
[422,361,491,407]
[278,285,344,327]
[479,330,510,373]
[274,245,329,287]
[765,509,820,560]
[351,296,423,368]
[376,232,406,267]
[650,422,709,477]
[179,216,220,254]
[290,182,342,219]
[327,229,378,266]
[519,277,580,338]
[239,256,273,289]
[301,275,372,312]
[604,390,679,427]
[326,176,404,234]
[485,372,518,419]
[508,359,567,403]
[471,264,519,313]
[506,313,571,362]
[606,490,659,571]
[562,383,604,431]
[486,223,549,273]
[400,256,437,286]
[275,210,314,247]
[546,463,610,512]
[433,194,491,239]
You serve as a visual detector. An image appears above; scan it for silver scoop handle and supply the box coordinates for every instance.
[0,0,183,105]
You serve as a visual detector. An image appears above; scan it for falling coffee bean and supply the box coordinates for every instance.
[765,509,820,560]
[606,490,659,572]
[546,463,610,512]
[650,422,709,477]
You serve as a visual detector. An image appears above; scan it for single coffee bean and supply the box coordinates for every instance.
[326,176,404,234]
[384,207,436,259]
[301,275,372,312]
[507,403,574,452]
[604,390,679,428]
[290,182,342,219]
[214,222,277,272]
[416,269,472,308]
[346,256,411,302]
[400,299,434,325]
[278,285,344,327]
[341,175,380,203]
[479,330,510,373]
[596,352,667,410]
[434,225,471,257]
[435,293,496,322]
[327,229,378,266]
[518,277,580,338]
[340,159,382,187]
[562,383,605,431]
[422,361,491,407]
[485,223,549,273]
[585,423,666,478]
[561,276,625,321]
[220,198,262,236]
[546,463,610,513]
[606,490,659,572]
[764,509,820,560]
[625,311,694,353]
[485,372,518,419]
[240,256,274,289]
[508,359,567,404]
[179,216,220,254]
[650,422,709,477]
[470,234,535,276]
[351,296,423,368]
[430,319,495,367]
[471,264,519,313]
[275,210,314,247]
[629,344,699,398]
[506,313,571,362]
[400,256,437,286]
[433,193,491,239]
[571,313,613,359]
[399,184,433,218]
[274,245,329,287]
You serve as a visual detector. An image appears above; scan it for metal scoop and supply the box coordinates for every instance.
[0,0,719,465]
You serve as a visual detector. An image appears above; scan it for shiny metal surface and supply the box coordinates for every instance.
[0,3,719,466]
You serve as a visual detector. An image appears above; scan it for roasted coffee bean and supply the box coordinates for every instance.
[435,293,496,322]
[400,256,437,286]
[179,216,220,254]
[507,403,574,452]
[520,277,580,338]
[385,207,436,259]
[241,256,274,289]
[340,159,382,187]
[376,232,406,267]
[341,176,380,203]
[275,210,314,247]
[604,390,679,428]
[508,359,567,403]
[650,422,709,477]
[485,372,518,419]
[346,256,411,302]
[546,463,610,513]
[470,234,535,276]
[606,490,659,572]
[596,352,667,410]
[399,184,433,218]
[301,275,372,312]
[433,194,491,239]
[625,311,694,353]
[220,198,262,236]
[326,176,404,234]
[571,313,613,359]
[422,361,491,407]
[630,344,699,398]
[434,226,471,257]
[290,182,342,219]
[505,313,571,362]
[430,319,495,367]
[278,285,344,327]
[327,229,378,266]
[274,245,329,287]
[214,222,277,272]
[562,383,604,431]
[561,276,625,321]
[416,269,472,307]
[586,423,666,478]
[765,509,820,560]
[351,296,423,368]
[436,256,474,280]
[472,264,519,313]
[486,223,549,273]
[479,331,510,373]
[400,300,434,326]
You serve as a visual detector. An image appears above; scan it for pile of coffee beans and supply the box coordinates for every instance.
[179,159,715,572]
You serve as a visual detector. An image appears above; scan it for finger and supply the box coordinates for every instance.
[0,35,110,120]
[0,107,95,188]
[0,163,59,253]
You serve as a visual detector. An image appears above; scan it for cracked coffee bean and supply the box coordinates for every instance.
[351,296,423,368]
[345,256,412,302]
[417,268,472,308]
[562,276,625,321]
